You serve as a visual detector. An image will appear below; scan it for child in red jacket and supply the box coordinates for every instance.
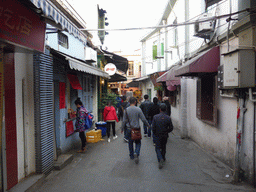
[103,101,119,143]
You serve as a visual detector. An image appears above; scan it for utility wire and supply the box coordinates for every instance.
[82,7,254,32]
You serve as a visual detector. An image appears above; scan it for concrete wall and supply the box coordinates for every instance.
[47,30,86,60]
[14,52,35,181]
[184,78,237,167]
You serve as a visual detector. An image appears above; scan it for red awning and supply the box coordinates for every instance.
[67,74,82,90]
[175,46,220,77]
[157,65,181,91]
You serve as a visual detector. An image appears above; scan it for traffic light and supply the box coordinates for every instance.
[98,5,109,45]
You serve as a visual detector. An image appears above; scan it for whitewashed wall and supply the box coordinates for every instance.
[15,52,35,181]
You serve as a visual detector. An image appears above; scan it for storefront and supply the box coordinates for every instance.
[50,49,109,155]
[0,0,46,190]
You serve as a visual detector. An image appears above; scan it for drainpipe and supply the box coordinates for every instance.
[164,19,168,70]
[157,31,161,72]
[234,89,247,182]
[185,0,189,57]
[141,41,146,77]
[249,88,256,187]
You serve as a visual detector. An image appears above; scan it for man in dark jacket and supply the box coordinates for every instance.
[152,103,173,169]
[140,94,153,137]
[148,97,160,144]
[163,96,171,116]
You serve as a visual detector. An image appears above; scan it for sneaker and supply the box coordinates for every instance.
[108,138,110,143]
[113,135,118,140]
[134,154,139,164]
[159,159,164,169]
[144,134,147,137]
[123,138,129,143]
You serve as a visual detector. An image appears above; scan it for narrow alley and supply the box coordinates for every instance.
[35,122,255,192]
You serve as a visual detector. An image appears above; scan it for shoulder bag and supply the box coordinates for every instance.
[125,110,142,141]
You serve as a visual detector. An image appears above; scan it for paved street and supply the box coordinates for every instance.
[37,122,255,192]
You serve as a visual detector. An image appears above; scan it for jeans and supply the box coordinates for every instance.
[127,129,141,158]
[143,119,152,137]
[155,135,168,162]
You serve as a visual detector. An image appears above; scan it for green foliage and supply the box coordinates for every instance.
[154,85,164,91]
[99,92,118,110]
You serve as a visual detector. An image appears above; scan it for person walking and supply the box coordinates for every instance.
[74,98,88,153]
[121,96,130,142]
[140,94,153,137]
[121,97,150,164]
[148,97,160,145]
[162,96,171,116]
[103,101,119,143]
[152,103,173,169]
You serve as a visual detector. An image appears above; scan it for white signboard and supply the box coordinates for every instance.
[104,63,116,76]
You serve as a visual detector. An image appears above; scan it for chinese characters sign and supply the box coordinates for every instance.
[0,0,46,52]
[59,82,66,109]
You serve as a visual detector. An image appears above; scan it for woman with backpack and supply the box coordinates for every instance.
[74,98,88,153]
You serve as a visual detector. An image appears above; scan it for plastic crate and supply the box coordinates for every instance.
[86,129,102,143]
[95,122,107,137]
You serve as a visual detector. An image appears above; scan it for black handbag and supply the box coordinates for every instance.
[125,110,142,141]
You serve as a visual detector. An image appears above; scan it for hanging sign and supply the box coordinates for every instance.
[104,63,116,76]
[0,0,46,52]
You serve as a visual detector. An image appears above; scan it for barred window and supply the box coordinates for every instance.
[58,32,69,49]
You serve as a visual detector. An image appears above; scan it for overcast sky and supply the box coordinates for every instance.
[67,0,168,52]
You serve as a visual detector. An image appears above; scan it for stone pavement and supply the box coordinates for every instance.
[35,122,255,192]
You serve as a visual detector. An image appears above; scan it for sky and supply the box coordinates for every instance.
[67,0,168,52]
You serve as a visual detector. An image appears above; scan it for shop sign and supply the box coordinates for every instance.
[104,63,116,76]
[0,0,46,52]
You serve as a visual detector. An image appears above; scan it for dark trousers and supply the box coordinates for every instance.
[107,121,116,138]
[79,131,86,150]
[155,135,168,162]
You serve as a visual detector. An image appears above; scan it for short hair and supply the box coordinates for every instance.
[160,103,167,112]
[129,97,137,104]
[75,97,83,106]
[144,94,149,100]
[153,97,158,104]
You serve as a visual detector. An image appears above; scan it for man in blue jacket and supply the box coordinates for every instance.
[152,103,173,169]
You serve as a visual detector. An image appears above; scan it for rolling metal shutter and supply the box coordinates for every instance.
[34,53,54,175]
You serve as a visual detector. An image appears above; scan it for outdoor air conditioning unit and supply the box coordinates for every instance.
[194,13,216,39]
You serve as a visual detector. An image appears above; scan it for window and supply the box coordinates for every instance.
[153,43,157,60]
[128,61,134,76]
[58,32,69,49]
[205,0,222,8]
[196,75,217,126]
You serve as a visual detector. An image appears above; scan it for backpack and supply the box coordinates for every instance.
[85,113,94,130]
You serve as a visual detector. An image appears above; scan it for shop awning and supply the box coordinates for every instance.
[67,74,82,90]
[135,76,150,81]
[150,71,167,87]
[175,46,220,77]
[102,50,129,73]
[157,65,181,91]
[66,56,109,78]
[29,0,87,45]
[126,80,139,88]
[108,73,127,82]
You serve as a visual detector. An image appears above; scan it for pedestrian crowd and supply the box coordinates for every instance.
[72,94,173,169]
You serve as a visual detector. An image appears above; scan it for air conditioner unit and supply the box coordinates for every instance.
[194,13,215,39]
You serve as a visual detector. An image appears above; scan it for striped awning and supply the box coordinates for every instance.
[66,56,110,79]
[30,0,87,45]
